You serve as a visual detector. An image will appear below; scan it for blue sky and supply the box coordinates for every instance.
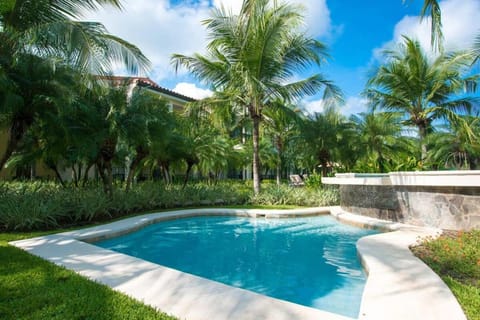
[84,0,480,115]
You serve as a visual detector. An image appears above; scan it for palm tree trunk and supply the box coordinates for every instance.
[182,160,196,189]
[318,149,330,177]
[105,161,113,198]
[126,147,149,192]
[159,161,171,184]
[418,124,428,162]
[71,165,79,187]
[82,162,94,187]
[0,121,27,173]
[275,136,282,186]
[252,113,261,194]
[51,165,66,188]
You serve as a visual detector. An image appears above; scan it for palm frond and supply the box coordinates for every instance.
[419,0,443,53]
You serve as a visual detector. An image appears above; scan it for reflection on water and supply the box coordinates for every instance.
[96,215,378,318]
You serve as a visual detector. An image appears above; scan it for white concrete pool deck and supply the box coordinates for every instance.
[10,207,467,320]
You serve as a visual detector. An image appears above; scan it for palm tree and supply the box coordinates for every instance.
[416,0,443,52]
[300,106,347,177]
[365,37,479,161]
[350,112,412,172]
[427,115,480,170]
[0,0,150,173]
[172,0,341,194]
[263,101,301,185]
[0,0,149,76]
[0,54,79,172]
[473,34,480,64]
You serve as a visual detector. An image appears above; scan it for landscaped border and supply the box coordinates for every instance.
[10,207,466,320]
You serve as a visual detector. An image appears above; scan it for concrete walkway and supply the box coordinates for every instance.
[11,207,467,320]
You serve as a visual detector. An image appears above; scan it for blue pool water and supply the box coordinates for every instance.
[95,215,378,318]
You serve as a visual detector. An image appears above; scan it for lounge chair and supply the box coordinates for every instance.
[289,174,305,187]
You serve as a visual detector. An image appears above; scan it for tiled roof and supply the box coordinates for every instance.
[136,79,196,102]
[97,76,196,102]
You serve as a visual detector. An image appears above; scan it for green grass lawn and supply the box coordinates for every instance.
[0,231,177,320]
[411,230,480,320]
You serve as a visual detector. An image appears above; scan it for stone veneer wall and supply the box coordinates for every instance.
[340,185,480,230]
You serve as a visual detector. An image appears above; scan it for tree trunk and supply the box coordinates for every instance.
[182,160,196,189]
[71,165,79,187]
[98,138,117,198]
[275,136,283,186]
[251,113,261,194]
[0,120,27,173]
[378,152,385,173]
[105,161,113,198]
[418,123,428,162]
[96,162,108,194]
[126,147,149,192]
[50,164,66,187]
[318,149,330,177]
[159,161,171,184]
[82,162,94,187]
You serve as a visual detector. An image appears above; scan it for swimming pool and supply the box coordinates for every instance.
[96,215,378,318]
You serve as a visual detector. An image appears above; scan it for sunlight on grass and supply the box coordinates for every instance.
[412,230,480,320]
[0,235,176,320]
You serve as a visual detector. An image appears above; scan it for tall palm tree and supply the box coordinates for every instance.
[365,37,479,161]
[172,0,341,194]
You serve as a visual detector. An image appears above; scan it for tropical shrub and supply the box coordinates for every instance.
[0,181,338,231]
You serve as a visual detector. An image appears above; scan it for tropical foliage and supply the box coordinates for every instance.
[365,37,479,161]
[0,0,479,197]
[0,0,149,174]
[172,0,341,194]
[0,180,338,231]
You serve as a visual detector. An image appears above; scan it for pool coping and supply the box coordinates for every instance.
[10,207,467,320]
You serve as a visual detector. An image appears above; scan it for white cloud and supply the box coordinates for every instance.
[342,96,368,116]
[213,0,333,38]
[303,99,325,114]
[302,96,368,116]
[376,0,480,56]
[298,0,333,38]
[83,0,211,80]
[173,82,213,99]
[212,0,243,14]
[82,0,335,86]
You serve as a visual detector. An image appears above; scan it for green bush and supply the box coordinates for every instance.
[249,184,339,207]
[0,180,338,231]
[304,173,323,189]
